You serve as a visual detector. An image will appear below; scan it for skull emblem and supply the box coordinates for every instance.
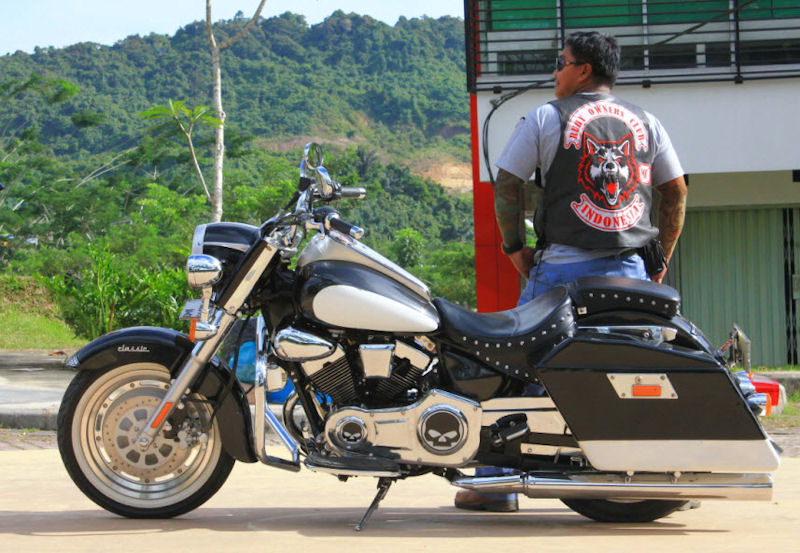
[419,408,466,454]
[336,418,367,447]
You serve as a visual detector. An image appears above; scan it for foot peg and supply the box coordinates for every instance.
[304,450,402,477]
[490,414,529,448]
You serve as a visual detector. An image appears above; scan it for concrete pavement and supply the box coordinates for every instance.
[0,447,798,552]
[0,350,74,430]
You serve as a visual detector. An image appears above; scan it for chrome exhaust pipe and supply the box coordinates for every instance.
[452,472,773,501]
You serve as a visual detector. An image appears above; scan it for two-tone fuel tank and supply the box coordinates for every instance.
[297,232,439,333]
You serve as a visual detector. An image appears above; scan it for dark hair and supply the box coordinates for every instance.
[565,31,620,87]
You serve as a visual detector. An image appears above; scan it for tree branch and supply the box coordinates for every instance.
[218,0,268,50]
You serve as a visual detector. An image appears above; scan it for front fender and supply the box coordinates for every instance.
[68,326,257,463]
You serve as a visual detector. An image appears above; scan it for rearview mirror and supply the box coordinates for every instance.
[302,143,324,171]
[300,142,334,198]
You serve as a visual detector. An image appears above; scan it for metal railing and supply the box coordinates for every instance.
[465,0,800,92]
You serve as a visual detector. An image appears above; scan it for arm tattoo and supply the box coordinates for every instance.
[654,176,688,261]
[493,169,526,253]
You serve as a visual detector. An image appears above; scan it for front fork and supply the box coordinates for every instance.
[136,237,279,451]
[135,311,237,450]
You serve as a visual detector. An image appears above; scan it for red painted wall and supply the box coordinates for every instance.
[470,94,521,313]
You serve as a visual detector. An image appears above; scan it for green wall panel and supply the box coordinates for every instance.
[673,208,787,366]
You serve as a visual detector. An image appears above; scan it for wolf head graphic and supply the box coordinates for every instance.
[577,133,637,208]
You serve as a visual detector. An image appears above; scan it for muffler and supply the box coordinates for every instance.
[452,472,773,501]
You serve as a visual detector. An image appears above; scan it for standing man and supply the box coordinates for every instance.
[455,31,687,512]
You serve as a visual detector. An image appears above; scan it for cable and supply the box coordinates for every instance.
[482,78,553,187]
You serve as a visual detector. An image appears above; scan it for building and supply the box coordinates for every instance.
[465,0,800,365]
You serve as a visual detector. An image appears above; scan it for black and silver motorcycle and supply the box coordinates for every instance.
[57,143,779,528]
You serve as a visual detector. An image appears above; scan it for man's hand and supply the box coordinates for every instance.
[650,262,668,283]
[650,176,686,284]
[508,246,536,279]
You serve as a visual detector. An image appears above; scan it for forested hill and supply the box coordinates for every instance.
[0,12,479,328]
[0,11,470,162]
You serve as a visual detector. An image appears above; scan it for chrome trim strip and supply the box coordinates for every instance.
[579,439,781,472]
[580,325,678,344]
[203,241,250,252]
[303,463,401,478]
[191,224,207,255]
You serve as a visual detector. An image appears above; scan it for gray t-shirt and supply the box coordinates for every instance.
[496,95,684,264]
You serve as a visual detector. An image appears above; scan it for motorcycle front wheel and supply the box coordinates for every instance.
[561,498,688,522]
[57,362,235,518]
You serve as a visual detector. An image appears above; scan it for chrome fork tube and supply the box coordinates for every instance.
[136,311,236,450]
[136,238,279,451]
[254,315,301,471]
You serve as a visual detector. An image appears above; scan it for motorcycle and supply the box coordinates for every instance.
[57,143,780,529]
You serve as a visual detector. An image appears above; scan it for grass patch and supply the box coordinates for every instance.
[763,389,800,431]
[0,274,84,350]
[757,365,800,372]
[0,308,84,349]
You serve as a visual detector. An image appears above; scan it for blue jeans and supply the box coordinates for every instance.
[519,253,649,306]
[478,253,648,500]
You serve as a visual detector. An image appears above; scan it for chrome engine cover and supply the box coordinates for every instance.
[323,390,481,467]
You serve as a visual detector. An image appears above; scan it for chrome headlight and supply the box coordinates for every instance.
[186,254,223,289]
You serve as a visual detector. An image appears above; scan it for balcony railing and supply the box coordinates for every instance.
[465,0,800,92]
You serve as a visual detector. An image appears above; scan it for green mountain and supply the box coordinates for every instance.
[0,12,478,330]
[0,11,470,163]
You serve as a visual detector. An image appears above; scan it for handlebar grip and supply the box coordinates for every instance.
[339,187,366,199]
[328,216,364,240]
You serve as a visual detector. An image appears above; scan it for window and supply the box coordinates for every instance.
[740,0,800,20]
[564,0,643,27]
[647,0,729,25]
[498,49,559,74]
[490,0,556,31]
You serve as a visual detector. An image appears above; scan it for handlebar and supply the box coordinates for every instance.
[313,206,364,239]
[339,186,367,199]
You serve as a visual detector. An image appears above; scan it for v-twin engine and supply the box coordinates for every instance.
[273,326,483,467]
[275,326,433,406]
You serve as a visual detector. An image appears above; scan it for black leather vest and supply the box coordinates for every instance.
[541,94,658,249]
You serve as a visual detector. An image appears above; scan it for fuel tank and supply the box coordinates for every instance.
[298,259,440,333]
[297,231,431,301]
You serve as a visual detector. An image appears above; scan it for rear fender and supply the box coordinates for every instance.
[68,326,257,463]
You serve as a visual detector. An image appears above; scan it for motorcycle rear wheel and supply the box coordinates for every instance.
[561,498,688,522]
[57,362,235,518]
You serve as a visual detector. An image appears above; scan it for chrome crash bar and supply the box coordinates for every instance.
[253,314,301,471]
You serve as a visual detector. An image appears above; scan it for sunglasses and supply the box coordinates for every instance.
[555,56,587,72]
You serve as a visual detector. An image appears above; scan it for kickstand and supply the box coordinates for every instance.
[354,478,394,532]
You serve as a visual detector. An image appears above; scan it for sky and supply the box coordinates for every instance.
[0,0,465,55]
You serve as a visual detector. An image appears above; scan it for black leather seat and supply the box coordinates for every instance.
[565,276,681,319]
[434,286,575,380]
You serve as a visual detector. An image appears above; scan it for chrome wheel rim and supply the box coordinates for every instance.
[72,363,224,509]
